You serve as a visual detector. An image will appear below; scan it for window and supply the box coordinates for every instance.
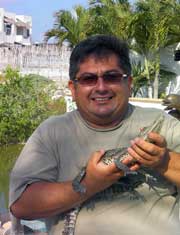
[174,50,180,61]
[16,26,24,35]
[4,23,12,35]
[24,29,30,38]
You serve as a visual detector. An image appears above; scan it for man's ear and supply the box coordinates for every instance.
[127,76,133,96]
[127,76,133,87]
[68,80,76,101]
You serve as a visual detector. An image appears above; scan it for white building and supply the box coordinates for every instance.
[0,8,32,45]
[161,43,180,94]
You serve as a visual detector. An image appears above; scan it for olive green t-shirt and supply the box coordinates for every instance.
[9,104,180,234]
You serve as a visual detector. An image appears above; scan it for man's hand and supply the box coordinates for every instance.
[82,150,126,195]
[126,132,168,168]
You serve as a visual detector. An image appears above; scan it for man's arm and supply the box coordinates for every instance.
[10,181,85,219]
[10,150,127,220]
[156,151,180,187]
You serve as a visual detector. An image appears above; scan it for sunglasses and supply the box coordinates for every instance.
[74,71,128,86]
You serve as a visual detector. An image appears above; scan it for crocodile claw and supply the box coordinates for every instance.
[114,158,137,176]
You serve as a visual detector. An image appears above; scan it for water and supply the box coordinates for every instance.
[0,144,23,208]
[0,144,48,233]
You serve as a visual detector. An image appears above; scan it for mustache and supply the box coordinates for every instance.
[91,90,114,96]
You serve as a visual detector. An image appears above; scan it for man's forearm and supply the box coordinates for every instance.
[10,181,93,220]
[10,151,131,220]
[157,151,180,187]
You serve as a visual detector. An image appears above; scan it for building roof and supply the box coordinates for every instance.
[4,16,15,24]
[16,18,30,28]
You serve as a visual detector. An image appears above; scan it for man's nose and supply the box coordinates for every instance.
[94,76,108,90]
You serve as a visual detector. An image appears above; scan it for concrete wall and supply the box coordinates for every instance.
[160,45,180,94]
[0,44,71,83]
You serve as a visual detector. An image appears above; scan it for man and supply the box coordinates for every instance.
[9,35,180,235]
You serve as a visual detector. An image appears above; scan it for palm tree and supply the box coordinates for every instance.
[44,0,179,98]
[130,0,180,98]
[44,5,92,47]
[89,0,133,42]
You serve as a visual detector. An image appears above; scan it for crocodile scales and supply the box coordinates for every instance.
[62,114,165,235]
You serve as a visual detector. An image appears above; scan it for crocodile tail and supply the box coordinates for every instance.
[62,207,80,235]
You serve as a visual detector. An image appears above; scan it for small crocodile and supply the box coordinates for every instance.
[101,115,164,171]
[62,114,165,235]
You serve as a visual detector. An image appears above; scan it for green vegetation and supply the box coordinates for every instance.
[45,0,180,98]
[0,66,66,145]
[130,0,180,98]
[0,144,24,205]
[44,5,93,47]
[0,68,66,204]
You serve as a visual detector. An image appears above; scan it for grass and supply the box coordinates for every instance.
[0,144,24,207]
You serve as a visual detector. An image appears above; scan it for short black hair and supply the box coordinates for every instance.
[69,34,131,80]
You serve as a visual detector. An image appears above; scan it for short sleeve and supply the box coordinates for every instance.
[161,113,180,152]
[9,119,59,206]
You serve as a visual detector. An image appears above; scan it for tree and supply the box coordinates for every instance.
[45,1,133,46]
[0,67,66,145]
[89,0,133,42]
[130,0,180,98]
[44,5,92,47]
[44,0,179,98]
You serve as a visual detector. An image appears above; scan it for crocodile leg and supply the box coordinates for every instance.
[114,158,137,176]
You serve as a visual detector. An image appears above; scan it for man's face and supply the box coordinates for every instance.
[69,54,132,128]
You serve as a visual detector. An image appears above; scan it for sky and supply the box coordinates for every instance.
[0,0,135,43]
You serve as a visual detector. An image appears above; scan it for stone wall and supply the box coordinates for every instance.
[0,44,71,84]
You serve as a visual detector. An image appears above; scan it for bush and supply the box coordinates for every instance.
[0,67,66,145]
